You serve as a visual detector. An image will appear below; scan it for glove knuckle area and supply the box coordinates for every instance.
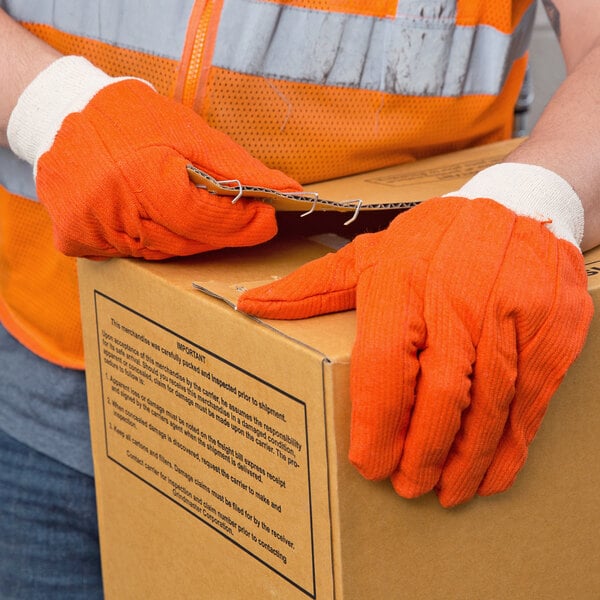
[136,148,278,248]
[501,221,592,354]
[92,80,200,153]
[96,80,302,192]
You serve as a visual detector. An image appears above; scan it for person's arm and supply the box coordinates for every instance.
[506,0,600,251]
[0,8,61,146]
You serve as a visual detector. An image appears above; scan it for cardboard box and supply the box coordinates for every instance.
[79,143,600,599]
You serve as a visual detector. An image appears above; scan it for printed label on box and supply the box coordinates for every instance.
[93,292,317,597]
[365,154,509,188]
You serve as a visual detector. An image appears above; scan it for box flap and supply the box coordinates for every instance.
[188,138,524,217]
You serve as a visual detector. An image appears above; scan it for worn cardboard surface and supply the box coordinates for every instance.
[79,236,600,600]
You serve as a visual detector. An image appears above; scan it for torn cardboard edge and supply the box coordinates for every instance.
[192,277,281,307]
[187,137,525,221]
[191,279,342,360]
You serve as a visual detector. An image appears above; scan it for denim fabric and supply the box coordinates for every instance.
[0,429,103,599]
[0,324,93,476]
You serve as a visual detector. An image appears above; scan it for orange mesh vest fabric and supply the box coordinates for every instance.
[1,0,535,369]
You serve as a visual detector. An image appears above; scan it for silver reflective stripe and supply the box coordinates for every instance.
[213,0,535,96]
[0,0,194,59]
[461,8,536,96]
[0,148,37,201]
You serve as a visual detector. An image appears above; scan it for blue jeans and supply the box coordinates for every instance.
[0,428,103,599]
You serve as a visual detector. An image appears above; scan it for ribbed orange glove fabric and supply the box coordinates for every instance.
[238,197,593,507]
[35,80,301,259]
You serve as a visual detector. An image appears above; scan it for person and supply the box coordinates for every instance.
[1,0,599,597]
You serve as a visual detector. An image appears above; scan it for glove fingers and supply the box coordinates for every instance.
[139,195,277,253]
[136,153,278,248]
[96,196,275,260]
[185,191,277,248]
[389,306,476,499]
[134,219,221,257]
[435,311,517,507]
[477,382,553,497]
[237,239,365,319]
[479,241,593,497]
[479,327,593,497]
[349,260,427,480]
[389,201,519,500]
[347,202,475,481]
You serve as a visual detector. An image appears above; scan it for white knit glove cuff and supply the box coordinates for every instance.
[7,56,149,174]
[445,162,584,248]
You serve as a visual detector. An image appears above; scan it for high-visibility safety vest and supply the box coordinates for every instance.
[0,0,536,369]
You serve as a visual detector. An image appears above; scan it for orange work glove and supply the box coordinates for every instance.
[7,56,301,259]
[238,163,593,507]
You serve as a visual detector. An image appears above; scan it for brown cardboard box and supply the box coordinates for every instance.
[79,143,600,599]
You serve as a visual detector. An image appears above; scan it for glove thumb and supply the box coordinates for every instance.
[237,239,363,319]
